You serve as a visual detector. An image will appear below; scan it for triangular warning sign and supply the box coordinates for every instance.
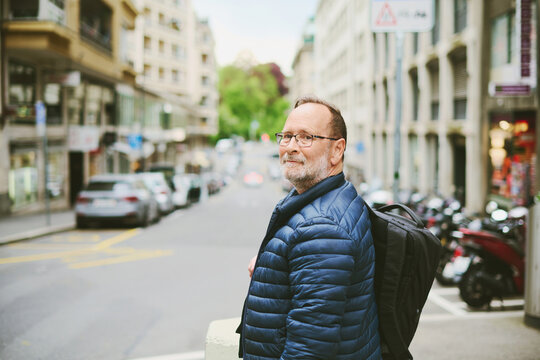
[375,3,397,26]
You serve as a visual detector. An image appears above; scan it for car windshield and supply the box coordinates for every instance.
[86,181,131,192]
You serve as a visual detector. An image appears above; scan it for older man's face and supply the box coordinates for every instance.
[279,103,334,192]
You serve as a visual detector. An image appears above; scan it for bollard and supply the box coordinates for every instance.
[525,195,540,329]
[205,317,240,360]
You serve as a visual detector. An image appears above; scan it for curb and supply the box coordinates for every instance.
[0,223,76,246]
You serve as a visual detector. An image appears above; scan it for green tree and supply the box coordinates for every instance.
[216,64,290,141]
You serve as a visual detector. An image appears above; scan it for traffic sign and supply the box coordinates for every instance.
[128,134,143,150]
[371,0,434,32]
[35,101,46,136]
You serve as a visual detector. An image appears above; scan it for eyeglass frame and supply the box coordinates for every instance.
[275,132,341,147]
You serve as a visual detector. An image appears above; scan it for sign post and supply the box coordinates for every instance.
[36,101,51,226]
[370,0,434,202]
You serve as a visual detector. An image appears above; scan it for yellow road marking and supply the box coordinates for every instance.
[92,228,140,250]
[69,249,173,269]
[0,229,141,265]
[8,243,89,250]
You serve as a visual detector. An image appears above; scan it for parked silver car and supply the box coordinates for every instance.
[136,172,175,215]
[75,174,155,228]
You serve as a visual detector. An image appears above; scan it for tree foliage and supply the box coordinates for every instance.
[216,64,290,141]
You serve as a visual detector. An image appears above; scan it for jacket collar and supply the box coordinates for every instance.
[277,172,346,219]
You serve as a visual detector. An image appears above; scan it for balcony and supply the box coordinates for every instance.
[9,0,66,25]
[79,0,112,53]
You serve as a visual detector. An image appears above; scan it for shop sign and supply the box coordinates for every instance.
[44,71,81,87]
[68,125,99,152]
[489,83,531,96]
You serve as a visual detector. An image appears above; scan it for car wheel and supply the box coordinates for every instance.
[76,218,87,229]
[139,209,150,227]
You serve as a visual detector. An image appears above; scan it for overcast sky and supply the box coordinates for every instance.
[191,0,318,76]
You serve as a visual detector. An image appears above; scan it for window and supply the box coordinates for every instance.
[172,44,179,58]
[201,53,208,64]
[454,0,467,33]
[454,99,467,120]
[412,33,419,55]
[8,61,35,106]
[159,12,166,26]
[453,59,467,120]
[429,66,439,121]
[201,76,209,86]
[44,83,62,125]
[143,7,151,25]
[384,81,389,123]
[411,71,419,121]
[159,40,165,54]
[431,102,440,120]
[172,70,178,82]
[432,0,440,45]
[144,64,151,78]
[159,68,165,80]
[384,33,389,68]
[80,0,112,51]
[144,36,151,51]
[200,96,208,106]
[490,12,516,68]
[10,0,66,23]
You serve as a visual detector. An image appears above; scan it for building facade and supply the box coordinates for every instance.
[1,0,139,214]
[0,0,219,216]
[132,0,218,170]
[308,0,538,213]
[314,0,374,187]
[289,16,315,104]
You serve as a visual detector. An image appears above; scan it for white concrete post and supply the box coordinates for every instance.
[205,317,240,360]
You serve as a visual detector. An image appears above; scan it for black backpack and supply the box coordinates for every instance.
[366,203,442,360]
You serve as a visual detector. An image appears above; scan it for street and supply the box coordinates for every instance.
[1,145,538,360]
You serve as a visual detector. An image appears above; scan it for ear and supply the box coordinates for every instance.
[330,138,346,166]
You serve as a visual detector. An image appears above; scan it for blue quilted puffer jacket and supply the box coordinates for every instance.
[238,173,381,359]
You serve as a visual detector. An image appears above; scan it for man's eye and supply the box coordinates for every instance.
[283,134,293,139]
[301,134,313,141]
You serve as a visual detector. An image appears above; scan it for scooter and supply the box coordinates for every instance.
[457,207,528,308]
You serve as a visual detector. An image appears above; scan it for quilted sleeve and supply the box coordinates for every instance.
[281,218,356,359]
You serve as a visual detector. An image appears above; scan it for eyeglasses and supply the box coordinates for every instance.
[275,132,340,147]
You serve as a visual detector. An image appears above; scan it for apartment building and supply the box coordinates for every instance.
[309,0,538,213]
[290,16,316,103]
[0,0,139,214]
[132,0,218,167]
[314,0,374,186]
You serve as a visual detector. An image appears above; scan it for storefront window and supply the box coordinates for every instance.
[47,148,65,199]
[67,84,84,125]
[9,149,38,208]
[85,84,102,125]
[44,83,62,125]
[489,112,537,206]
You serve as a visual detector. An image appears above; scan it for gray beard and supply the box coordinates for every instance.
[281,150,330,192]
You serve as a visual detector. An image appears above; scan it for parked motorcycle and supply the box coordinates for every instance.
[457,206,528,308]
[431,199,469,286]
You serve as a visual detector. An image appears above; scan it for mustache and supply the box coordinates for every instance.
[281,153,306,164]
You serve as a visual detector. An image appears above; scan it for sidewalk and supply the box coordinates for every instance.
[0,209,75,245]
[206,313,540,360]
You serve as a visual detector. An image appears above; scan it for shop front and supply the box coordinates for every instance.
[489,111,537,208]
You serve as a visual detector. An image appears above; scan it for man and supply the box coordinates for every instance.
[237,96,381,359]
